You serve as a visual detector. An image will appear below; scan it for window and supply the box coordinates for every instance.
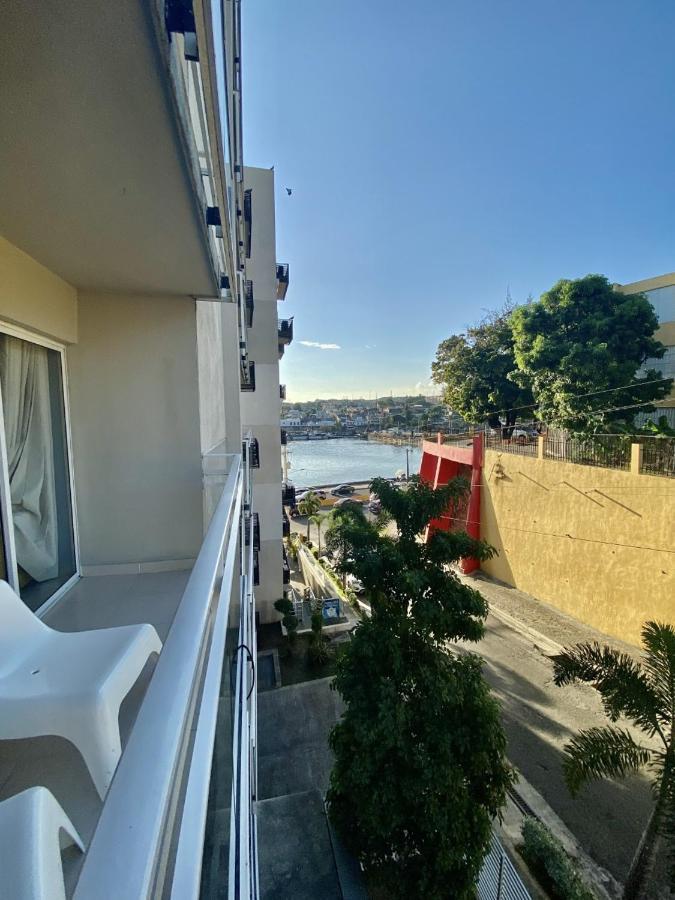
[0,332,77,610]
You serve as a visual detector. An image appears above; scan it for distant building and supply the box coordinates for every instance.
[617,273,675,426]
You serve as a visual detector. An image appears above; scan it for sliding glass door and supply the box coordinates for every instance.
[0,331,77,611]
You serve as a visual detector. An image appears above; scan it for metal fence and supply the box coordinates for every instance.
[543,434,630,470]
[477,833,531,900]
[640,437,675,478]
[485,433,538,457]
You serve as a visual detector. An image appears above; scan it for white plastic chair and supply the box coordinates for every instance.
[0,786,83,900]
[0,580,162,798]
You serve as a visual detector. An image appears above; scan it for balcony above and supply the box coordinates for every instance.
[245,280,255,328]
[276,263,290,300]
[240,358,256,392]
[280,384,287,401]
[282,482,296,507]
[278,318,294,345]
[0,0,220,297]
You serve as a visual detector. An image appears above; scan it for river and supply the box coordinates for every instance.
[286,438,422,488]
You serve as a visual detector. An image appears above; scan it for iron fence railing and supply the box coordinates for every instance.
[544,434,630,470]
[640,436,675,478]
[485,433,538,457]
[477,833,531,900]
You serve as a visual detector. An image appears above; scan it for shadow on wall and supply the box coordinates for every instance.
[480,450,675,646]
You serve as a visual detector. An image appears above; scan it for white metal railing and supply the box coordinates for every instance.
[229,437,259,899]
[74,441,258,898]
[477,833,532,900]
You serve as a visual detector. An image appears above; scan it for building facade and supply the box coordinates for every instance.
[617,273,675,425]
[0,1,286,895]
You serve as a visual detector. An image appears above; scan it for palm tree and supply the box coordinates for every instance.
[308,513,328,554]
[297,491,321,541]
[552,621,675,900]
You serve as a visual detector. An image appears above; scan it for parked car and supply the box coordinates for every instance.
[368,493,382,514]
[511,427,538,444]
[296,489,327,502]
[333,497,361,510]
[331,484,356,496]
[346,574,365,594]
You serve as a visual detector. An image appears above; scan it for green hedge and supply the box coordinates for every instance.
[520,818,595,900]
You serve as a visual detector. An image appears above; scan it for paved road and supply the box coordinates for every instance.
[466,608,657,886]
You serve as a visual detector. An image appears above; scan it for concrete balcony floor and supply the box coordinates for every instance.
[0,570,190,895]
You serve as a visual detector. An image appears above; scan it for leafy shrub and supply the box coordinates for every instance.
[520,818,595,900]
[274,597,298,648]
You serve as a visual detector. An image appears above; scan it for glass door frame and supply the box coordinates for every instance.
[0,320,81,615]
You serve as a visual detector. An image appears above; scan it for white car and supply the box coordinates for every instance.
[346,574,365,594]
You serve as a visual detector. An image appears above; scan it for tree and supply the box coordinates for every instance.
[326,477,514,898]
[511,275,672,434]
[273,597,298,650]
[431,305,533,432]
[552,621,675,900]
[297,491,321,540]
[308,512,329,554]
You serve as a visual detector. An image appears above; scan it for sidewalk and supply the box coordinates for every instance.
[454,569,673,896]
[457,569,642,658]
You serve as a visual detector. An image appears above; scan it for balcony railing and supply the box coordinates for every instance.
[282,511,291,538]
[278,317,294,345]
[282,482,296,507]
[243,188,252,259]
[279,384,286,401]
[240,358,256,392]
[244,280,254,328]
[74,439,259,898]
[276,263,289,300]
[282,549,291,585]
[245,512,261,552]
[280,428,287,446]
[243,436,260,469]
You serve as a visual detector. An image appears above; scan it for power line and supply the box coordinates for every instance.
[434,514,675,554]
[444,375,673,422]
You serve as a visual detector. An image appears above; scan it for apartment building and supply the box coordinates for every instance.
[0,0,282,896]
[240,167,292,622]
[617,273,675,425]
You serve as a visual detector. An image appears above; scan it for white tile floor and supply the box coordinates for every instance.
[0,570,190,895]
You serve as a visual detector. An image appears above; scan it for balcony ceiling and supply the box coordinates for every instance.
[0,0,218,297]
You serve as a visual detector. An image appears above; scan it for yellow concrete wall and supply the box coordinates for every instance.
[0,236,77,343]
[481,449,675,647]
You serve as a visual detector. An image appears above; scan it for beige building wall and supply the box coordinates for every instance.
[0,236,77,343]
[240,166,283,621]
[618,273,675,410]
[481,449,675,647]
[68,292,203,568]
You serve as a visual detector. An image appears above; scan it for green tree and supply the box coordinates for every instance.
[273,597,298,650]
[511,275,672,433]
[297,491,321,540]
[308,512,329,554]
[552,621,675,900]
[431,305,533,431]
[326,478,514,898]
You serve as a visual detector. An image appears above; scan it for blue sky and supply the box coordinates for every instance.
[242,1,675,402]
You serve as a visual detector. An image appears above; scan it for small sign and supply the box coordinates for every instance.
[322,598,341,621]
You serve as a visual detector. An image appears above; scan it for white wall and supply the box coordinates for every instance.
[68,292,203,567]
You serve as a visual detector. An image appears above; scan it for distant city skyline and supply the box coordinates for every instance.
[243,1,675,402]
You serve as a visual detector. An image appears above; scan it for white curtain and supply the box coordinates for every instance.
[0,335,58,582]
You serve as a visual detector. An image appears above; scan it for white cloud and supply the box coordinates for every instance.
[299,340,341,350]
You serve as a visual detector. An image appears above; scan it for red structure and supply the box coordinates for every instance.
[419,433,482,573]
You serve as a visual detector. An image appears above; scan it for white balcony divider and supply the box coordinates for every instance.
[229,440,259,899]
[74,450,248,899]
